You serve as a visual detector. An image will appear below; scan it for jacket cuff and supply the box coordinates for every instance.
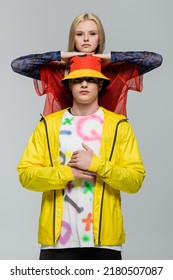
[57,51,61,61]
[88,154,100,172]
[65,166,75,181]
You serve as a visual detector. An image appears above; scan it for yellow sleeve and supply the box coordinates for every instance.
[89,121,146,194]
[17,121,74,192]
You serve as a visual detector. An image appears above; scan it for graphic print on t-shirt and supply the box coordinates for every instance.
[57,109,104,248]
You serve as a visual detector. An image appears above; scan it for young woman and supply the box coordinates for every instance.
[11,13,163,116]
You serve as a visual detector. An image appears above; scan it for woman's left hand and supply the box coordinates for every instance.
[92,53,111,63]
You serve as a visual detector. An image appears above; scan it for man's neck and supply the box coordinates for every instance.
[70,103,100,116]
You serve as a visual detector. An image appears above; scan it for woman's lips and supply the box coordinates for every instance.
[82,44,91,47]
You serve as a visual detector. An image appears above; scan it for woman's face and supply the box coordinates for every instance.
[74,20,99,53]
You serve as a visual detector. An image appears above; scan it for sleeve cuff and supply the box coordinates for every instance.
[88,154,100,172]
[111,51,115,62]
[57,51,61,61]
[65,166,75,181]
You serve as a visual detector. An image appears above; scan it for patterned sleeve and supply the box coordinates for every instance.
[111,51,163,75]
[11,51,61,80]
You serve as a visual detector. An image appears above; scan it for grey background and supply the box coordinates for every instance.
[0,0,172,260]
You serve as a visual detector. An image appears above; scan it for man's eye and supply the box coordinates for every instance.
[72,78,99,84]
[86,78,98,83]
[73,78,82,83]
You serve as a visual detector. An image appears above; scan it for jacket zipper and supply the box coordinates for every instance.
[40,115,56,243]
[97,119,127,245]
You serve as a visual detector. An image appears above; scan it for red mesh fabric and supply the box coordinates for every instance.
[100,62,143,116]
[34,64,73,116]
[34,62,143,117]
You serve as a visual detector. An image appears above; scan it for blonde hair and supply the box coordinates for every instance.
[67,13,105,53]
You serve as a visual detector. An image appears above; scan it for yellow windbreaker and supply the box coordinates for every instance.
[17,107,145,246]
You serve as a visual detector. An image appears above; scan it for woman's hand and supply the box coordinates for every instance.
[92,53,111,63]
[61,52,93,63]
[60,52,111,64]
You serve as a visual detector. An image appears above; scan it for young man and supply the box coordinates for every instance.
[17,55,146,260]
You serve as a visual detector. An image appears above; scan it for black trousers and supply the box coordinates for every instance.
[39,247,122,260]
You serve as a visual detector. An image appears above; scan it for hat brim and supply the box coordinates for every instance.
[61,69,110,87]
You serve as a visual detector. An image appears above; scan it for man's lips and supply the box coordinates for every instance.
[79,90,89,94]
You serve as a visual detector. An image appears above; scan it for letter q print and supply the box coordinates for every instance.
[76,115,103,142]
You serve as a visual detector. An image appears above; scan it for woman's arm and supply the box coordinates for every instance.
[11,51,62,80]
[11,51,90,80]
[94,51,163,75]
[111,51,163,75]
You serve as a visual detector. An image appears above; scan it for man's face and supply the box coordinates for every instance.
[69,77,102,105]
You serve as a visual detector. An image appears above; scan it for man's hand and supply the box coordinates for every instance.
[71,167,96,180]
[68,143,94,170]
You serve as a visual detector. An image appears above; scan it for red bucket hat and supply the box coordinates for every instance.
[61,55,110,87]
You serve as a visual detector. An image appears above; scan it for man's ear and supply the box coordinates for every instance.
[98,80,103,91]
